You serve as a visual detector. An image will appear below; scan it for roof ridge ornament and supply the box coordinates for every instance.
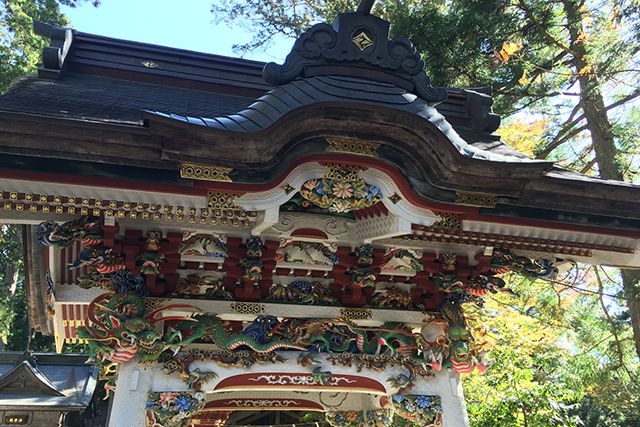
[19,351,38,367]
[262,5,448,104]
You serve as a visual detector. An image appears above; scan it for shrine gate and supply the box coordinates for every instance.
[1,2,639,426]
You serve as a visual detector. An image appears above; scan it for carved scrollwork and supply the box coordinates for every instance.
[324,217,353,237]
[262,11,447,104]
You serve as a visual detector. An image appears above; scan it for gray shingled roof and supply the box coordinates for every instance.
[0,353,97,409]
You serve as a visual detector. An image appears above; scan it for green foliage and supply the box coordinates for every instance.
[211,0,640,170]
[464,271,640,426]
[0,0,67,92]
[0,225,55,352]
[0,224,23,346]
[7,280,29,350]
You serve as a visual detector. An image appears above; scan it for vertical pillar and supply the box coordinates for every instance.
[439,370,470,427]
[108,361,155,427]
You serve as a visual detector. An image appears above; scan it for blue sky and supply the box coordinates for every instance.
[61,0,293,62]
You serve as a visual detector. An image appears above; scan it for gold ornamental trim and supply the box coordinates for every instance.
[180,162,233,182]
[322,163,365,181]
[0,191,256,228]
[388,192,402,204]
[230,302,265,315]
[326,137,380,157]
[430,212,463,233]
[207,192,243,210]
[339,307,373,320]
[455,191,498,208]
[143,297,172,312]
[352,31,374,51]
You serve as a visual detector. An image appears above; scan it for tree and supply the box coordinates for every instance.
[464,271,639,426]
[1,0,100,93]
[0,0,70,92]
[0,225,22,347]
[211,0,640,359]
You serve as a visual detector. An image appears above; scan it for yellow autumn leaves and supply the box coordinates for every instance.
[496,41,524,63]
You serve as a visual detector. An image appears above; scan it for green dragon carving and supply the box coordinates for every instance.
[78,293,201,364]
[164,314,307,354]
[80,294,306,368]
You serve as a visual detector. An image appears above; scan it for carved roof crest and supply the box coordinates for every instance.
[262,10,448,104]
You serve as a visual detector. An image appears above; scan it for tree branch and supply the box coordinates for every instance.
[517,0,577,58]
[536,89,640,158]
[594,266,637,381]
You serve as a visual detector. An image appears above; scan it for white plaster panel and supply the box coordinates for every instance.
[108,361,155,427]
[360,168,439,226]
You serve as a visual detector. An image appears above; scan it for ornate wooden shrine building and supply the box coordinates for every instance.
[1,2,640,426]
[0,352,103,426]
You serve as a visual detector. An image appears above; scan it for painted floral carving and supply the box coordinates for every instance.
[224,399,299,407]
[393,394,442,426]
[247,372,355,386]
[136,231,166,275]
[382,248,424,272]
[370,286,413,309]
[172,274,232,300]
[146,391,205,427]
[239,236,264,283]
[299,177,381,213]
[351,244,376,288]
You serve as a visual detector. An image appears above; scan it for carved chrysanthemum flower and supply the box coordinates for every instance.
[332,182,353,198]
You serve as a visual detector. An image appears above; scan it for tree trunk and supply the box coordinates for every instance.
[563,0,640,359]
[577,74,640,360]
[621,270,640,359]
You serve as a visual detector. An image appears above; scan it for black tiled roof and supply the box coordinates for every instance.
[0,73,255,124]
[0,24,522,162]
[148,75,536,163]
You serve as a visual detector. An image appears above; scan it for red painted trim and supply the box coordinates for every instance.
[2,153,638,238]
[205,398,324,411]
[290,228,328,239]
[214,372,386,394]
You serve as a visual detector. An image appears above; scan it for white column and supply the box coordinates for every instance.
[108,361,155,427]
[440,370,470,427]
